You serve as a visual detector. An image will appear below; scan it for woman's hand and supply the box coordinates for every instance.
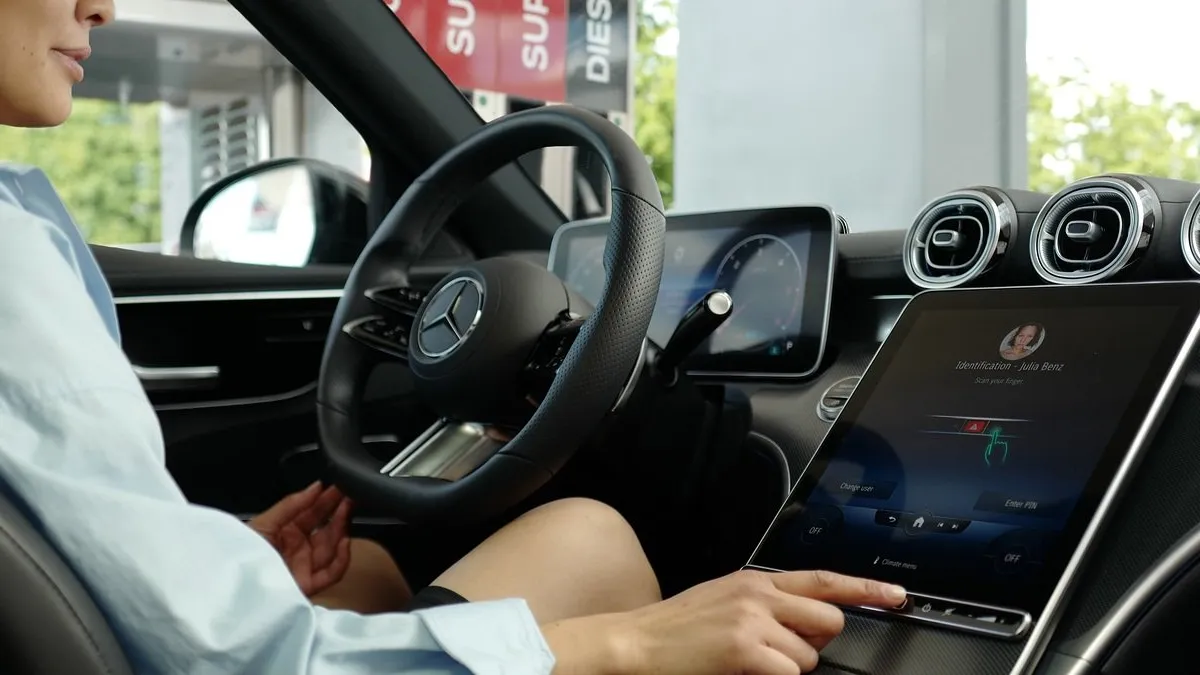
[248,482,353,597]
[544,569,906,675]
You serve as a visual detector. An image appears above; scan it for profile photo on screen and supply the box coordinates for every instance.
[1000,322,1046,361]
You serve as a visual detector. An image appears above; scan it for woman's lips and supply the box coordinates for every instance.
[53,48,91,83]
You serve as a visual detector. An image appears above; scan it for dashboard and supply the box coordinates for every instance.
[604,172,1200,675]
[135,162,1200,675]
[547,206,837,379]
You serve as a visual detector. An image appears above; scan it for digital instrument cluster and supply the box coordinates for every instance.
[548,206,838,379]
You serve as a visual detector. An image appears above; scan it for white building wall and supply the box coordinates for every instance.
[673,0,1027,232]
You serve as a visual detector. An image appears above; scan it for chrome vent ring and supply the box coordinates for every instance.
[1029,176,1156,285]
[1180,188,1200,276]
[903,189,1014,289]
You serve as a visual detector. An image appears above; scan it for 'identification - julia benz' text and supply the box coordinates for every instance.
[955,360,1066,372]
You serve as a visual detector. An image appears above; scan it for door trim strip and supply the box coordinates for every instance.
[151,382,318,412]
[114,289,344,305]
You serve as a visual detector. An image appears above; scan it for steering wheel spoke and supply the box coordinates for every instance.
[379,419,507,481]
[342,314,412,360]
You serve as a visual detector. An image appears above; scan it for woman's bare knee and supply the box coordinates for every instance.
[433,498,660,622]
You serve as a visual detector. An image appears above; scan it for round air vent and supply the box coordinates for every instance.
[903,189,1015,289]
[1029,176,1156,285]
[1180,188,1200,275]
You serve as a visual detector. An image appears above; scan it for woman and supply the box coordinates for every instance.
[0,0,658,622]
[1001,322,1045,361]
[0,1,904,672]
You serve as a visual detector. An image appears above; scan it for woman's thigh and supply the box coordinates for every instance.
[429,498,661,624]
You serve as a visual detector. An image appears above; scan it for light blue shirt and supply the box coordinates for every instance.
[0,164,555,675]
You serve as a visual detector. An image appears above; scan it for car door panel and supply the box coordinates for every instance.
[97,246,440,525]
[94,245,352,295]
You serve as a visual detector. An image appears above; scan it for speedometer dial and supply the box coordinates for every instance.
[710,234,805,356]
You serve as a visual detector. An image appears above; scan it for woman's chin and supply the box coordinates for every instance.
[0,94,72,128]
[35,97,73,128]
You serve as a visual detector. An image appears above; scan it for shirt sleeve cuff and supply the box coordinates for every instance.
[415,598,556,675]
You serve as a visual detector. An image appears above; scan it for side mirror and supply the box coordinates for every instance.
[180,158,369,267]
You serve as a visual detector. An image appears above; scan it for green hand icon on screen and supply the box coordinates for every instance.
[984,426,1008,467]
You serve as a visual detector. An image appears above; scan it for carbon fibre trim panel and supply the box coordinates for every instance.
[1053,363,1200,641]
[819,612,1025,675]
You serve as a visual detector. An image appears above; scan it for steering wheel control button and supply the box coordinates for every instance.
[526,318,585,372]
[343,315,410,359]
[817,376,861,422]
[415,277,484,359]
[859,592,1031,639]
[365,286,428,315]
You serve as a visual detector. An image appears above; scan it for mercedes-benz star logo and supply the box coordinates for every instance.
[416,277,484,359]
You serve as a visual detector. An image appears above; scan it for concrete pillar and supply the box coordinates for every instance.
[158,102,193,254]
[673,0,1026,231]
[267,67,304,159]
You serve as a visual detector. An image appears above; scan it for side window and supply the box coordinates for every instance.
[0,5,369,268]
[0,1,657,268]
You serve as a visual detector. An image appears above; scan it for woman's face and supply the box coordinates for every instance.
[0,0,113,128]
[1014,325,1038,348]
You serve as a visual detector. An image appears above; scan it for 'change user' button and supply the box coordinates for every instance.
[831,480,897,500]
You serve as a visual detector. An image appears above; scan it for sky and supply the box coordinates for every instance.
[1026,0,1200,104]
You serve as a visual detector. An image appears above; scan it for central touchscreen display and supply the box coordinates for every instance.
[749,284,1200,617]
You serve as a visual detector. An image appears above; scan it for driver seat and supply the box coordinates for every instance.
[0,489,133,674]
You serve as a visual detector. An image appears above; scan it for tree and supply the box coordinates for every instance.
[0,99,162,244]
[635,0,677,208]
[1028,70,1200,193]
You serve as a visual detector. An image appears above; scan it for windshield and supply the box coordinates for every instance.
[387,0,1200,232]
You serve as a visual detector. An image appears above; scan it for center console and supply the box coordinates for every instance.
[744,283,1200,674]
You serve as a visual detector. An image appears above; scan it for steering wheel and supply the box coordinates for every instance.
[317,106,666,525]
